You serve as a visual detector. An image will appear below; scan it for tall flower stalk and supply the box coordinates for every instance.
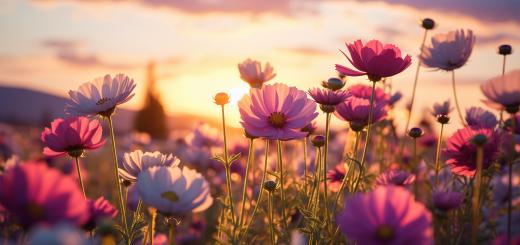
[507,111,517,241]
[332,131,360,214]
[74,157,86,198]
[434,123,445,185]
[322,112,332,222]
[238,138,254,228]
[451,71,465,125]
[471,135,486,245]
[219,103,236,226]
[276,140,290,237]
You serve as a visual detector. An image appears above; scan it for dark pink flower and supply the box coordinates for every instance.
[238,83,318,140]
[336,40,412,81]
[0,162,88,228]
[375,170,416,186]
[84,196,118,230]
[41,117,105,158]
[337,186,433,244]
[432,191,463,212]
[327,163,347,192]
[334,96,387,129]
[308,87,349,106]
[444,126,501,177]
[347,84,390,102]
[481,69,520,110]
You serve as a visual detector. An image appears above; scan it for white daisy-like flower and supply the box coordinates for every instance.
[119,150,179,182]
[136,165,213,215]
[66,74,136,117]
[238,58,276,88]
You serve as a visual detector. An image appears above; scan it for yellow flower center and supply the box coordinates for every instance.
[375,224,395,242]
[268,112,287,128]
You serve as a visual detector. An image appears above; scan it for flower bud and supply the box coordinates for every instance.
[421,18,435,30]
[263,180,278,192]
[325,77,346,91]
[498,44,512,56]
[214,92,230,106]
[320,104,335,113]
[471,134,488,146]
[436,115,450,124]
[311,135,325,147]
[505,105,519,114]
[408,127,424,138]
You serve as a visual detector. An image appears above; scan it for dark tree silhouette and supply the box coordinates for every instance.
[134,62,169,140]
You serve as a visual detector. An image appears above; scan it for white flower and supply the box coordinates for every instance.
[238,58,276,88]
[119,150,179,182]
[136,166,213,215]
[420,29,475,71]
[66,74,136,116]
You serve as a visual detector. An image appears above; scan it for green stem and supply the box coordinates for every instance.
[307,148,322,210]
[323,113,331,223]
[238,139,254,228]
[412,138,418,197]
[434,123,445,186]
[451,71,466,126]
[276,140,290,237]
[168,224,175,245]
[502,55,507,76]
[74,157,86,198]
[303,137,308,193]
[268,192,276,245]
[353,81,377,192]
[107,116,129,236]
[149,208,157,245]
[471,146,484,245]
[220,105,236,226]
[332,132,360,215]
[241,140,269,240]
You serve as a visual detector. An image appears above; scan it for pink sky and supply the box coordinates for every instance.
[1,0,519,131]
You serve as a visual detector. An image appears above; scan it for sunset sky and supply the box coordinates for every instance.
[1,0,519,130]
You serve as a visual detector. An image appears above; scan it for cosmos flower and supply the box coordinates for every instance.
[66,74,136,117]
[84,196,117,230]
[136,166,213,215]
[420,29,475,71]
[238,83,318,140]
[375,170,416,186]
[432,190,463,212]
[307,87,350,106]
[238,58,276,88]
[432,100,453,117]
[334,96,388,130]
[336,39,412,81]
[481,69,520,111]
[119,150,179,182]
[0,162,88,228]
[300,121,317,137]
[465,107,498,129]
[347,84,389,102]
[41,117,105,158]
[444,126,501,177]
[327,163,347,192]
[337,186,433,244]
[186,123,223,148]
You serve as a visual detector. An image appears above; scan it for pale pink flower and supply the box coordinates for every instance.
[481,69,520,110]
[238,58,276,88]
[420,29,475,71]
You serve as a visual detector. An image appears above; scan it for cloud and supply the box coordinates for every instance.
[477,33,520,45]
[355,0,520,23]
[278,46,333,56]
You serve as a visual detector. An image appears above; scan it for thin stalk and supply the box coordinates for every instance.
[276,140,290,237]
[107,116,129,236]
[507,113,516,242]
[241,140,269,240]
[267,192,276,245]
[451,71,465,126]
[238,139,255,228]
[502,55,507,76]
[74,157,86,198]
[307,147,322,209]
[148,208,157,245]
[168,224,175,245]
[303,137,308,193]
[323,112,332,223]
[353,81,377,192]
[412,138,418,197]
[220,105,236,225]
[471,146,484,245]
[332,131,360,215]
[434,123,445,186]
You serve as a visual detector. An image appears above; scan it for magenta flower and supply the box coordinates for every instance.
[336,40,412,81]
[335,96,387,129]
[0,162,88,228]
[347,84,389,102]
[375,170,416,186]
[238,83,318,140]
[481,69,520,111]
[238,58,276,88]
[420,29,475,71]
[444,126,501,177]
[337,186,433,244]
[41,117,105,158]
[308,87,350,106]
[432,190,463,212]
[300,121,317,137]
[327,163,347,192]
[84,196,118,230]
[465,107,498,129]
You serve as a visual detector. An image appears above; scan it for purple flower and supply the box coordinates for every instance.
[389,91,402,107]
[465,107,498,129]
[337,186,433,244]
[334,96,388,129]
[444,126,501,177]
[432,190,463,211]
[431,100,453,117]
[238,83,318,140]
[84,196,118,230]
[375,170,416,186]
[420,29,475,71]
[300,121,318,137]
[481,69,520,110]
[0,162,88,228]
[307,87,349,106]
[187,123,223,148]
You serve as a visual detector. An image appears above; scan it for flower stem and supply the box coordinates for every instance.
[241,140,269,240]
[148,208,157,245]
[507,113,516,242]
[220,105,236,226]
[451,71,465,126]
[238,138,254,229]
[168,223,175,245]
[354,80,377,192]
[502,55,507,76]
[107,116,129,236]
[276,140,290,238]
[74,157,86,198]
[323,112,332,223]
[471,146,484,245]
[434,123,445,186]
[267,192,276,245]
[303,137,308,193]
[332,132,360,215]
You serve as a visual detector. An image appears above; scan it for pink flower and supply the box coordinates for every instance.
[420,29,475,71]
[465,107,498,129]
[238,58,276,88]
[481,69,520,110]
[334,96,387,129]
[327,163,347,192]
[84,196,118,230]
[300,121,317,137]
[238,83,318,140]
[347,84,389,102]
[444,126,501,177]
[41,117,105,158]
[336,40,412,81]
[0,162,88,228]
[375,170,416,186]
[308,87,350,106]
[337,186,433,244]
